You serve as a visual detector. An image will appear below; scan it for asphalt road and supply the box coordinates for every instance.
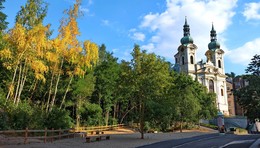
[138,133,260,148]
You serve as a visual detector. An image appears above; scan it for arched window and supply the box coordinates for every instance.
[182,56,185,65]
[209,80,214,92]
[218,60,221,68]
[221,89,224,96]
[190,56,194,64]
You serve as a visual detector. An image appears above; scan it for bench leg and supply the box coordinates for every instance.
[96,137,101,141]
[86,138,91,143]
[106,136,110,140]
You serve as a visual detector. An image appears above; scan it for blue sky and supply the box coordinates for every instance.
[3,0,260,75]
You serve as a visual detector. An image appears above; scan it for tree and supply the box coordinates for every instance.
[94,48,120,126]
[235,75,260,120]
[46,0,98,112]
[246,54,260,76]
[0,0,8,31]
[130,45,171,138]
[235,54,260,120]
[171,73,200,132]
[225,72,236,79]
[16,0,47,30]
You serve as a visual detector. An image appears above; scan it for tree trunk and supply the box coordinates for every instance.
[49,59,63,112]
[29,80,38,102]
[16,61,28,105]
[46,71,55,113]
[180,120,183,133]
[140,102,145,139]
[113,103,117,124]
[14,64,22,104]
[60,75,73,109]
[120,104,137,124]
[105,110,109,126]
[6,66,18,102]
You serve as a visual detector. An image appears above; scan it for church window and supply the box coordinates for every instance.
[218,60,221,68]
[221,89,224,96]
[182,56,185,65]
[209,80,214,92]
[190,56,194,64]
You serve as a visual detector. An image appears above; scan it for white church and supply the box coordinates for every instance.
[174,18,229,115]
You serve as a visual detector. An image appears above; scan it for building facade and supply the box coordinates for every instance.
[174,18,229,115]
[226,80,235,116]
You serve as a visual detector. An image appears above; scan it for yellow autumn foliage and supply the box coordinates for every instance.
[0,48,12,59]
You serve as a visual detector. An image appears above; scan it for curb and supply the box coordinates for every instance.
[249,138,260,148]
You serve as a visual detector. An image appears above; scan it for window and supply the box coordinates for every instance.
[218,60,221,68]
[190,56,194,64]
[175,58,178,63]
[209,80,214,92]
[182,56,185,65]
[221,89,224,96]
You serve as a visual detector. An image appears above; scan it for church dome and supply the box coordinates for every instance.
[208,41,220,50]
[181,36,193,45]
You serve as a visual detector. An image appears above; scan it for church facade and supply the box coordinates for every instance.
[174,18,229,115]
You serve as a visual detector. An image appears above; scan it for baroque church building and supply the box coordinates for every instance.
[174,18,229,115]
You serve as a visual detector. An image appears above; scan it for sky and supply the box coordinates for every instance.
[3,0,260,75]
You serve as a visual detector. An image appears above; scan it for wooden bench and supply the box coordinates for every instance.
[86,135,110,143]
[90,131,104,135]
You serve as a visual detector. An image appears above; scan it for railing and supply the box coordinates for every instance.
[0,128,75,144]
[0,124,126,145]
[75,124,125,133]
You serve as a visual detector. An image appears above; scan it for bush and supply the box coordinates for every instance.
[143,121,150,132]
[200,123,218,130]
[0,109,9,130]
[8,102,34,130]
[45,107,73,129]
[81,103,103,126]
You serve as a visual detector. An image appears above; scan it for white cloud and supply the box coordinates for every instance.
[112,48,118,53]
[131,32,146,41]
[226,38,260,65]
[243,2,260,21]
[80,6,89,14]
[101,20,110,26]
[138,0,237,62]
[141,43,155,51]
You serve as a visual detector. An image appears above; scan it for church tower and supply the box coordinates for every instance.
[205,24,225,75]
[174,17,197,80]
[174,19,229,115]
[204,24,229,115]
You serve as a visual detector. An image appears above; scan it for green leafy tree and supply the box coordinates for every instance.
[71,70,96,127]
[16,0,48,30]
[235,54,260,120]
[130,45,171,138]
[94,47,120,126]
[0,0,8,31]
[246,54,260,76]
[172,73,200,132]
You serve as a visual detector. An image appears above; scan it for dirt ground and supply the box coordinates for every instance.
[0,127,217,148]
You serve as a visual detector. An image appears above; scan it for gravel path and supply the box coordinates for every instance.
[1,128,218,148]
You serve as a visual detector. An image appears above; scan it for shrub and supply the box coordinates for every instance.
[45,107,73,129]
[81,103,103,126]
